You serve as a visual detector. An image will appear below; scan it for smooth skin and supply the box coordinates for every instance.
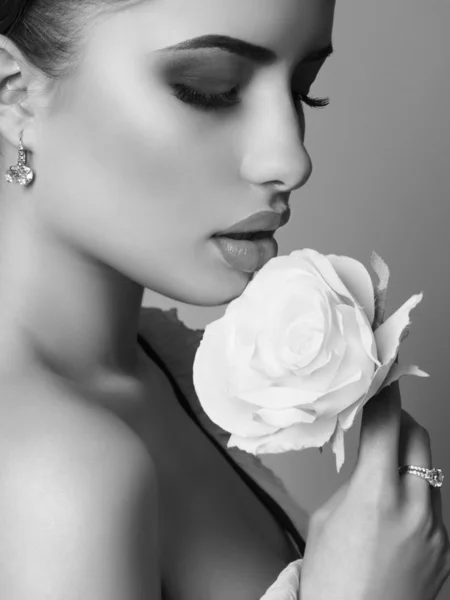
[0,0,448,599]
[0,0,331,387]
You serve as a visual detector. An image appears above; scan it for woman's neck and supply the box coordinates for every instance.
[0,194,146,389]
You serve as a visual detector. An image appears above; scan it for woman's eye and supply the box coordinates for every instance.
[171,83,240,111]
[294,93,330,109]
[171,83,330,112]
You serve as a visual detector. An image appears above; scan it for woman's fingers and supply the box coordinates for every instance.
[398,409,444,528]
[398,409,433,503]
[353,380,402,490]
[431,484,445,531]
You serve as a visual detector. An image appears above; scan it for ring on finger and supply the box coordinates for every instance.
[398,465,444,488]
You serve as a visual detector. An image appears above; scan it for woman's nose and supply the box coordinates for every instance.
[239,96,313,193]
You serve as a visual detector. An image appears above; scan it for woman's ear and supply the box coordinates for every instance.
[0,35,43,150]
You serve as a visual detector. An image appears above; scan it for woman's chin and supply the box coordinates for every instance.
[158,271,252,307]
[136,239,263,306]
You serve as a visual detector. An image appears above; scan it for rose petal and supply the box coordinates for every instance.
[281,345,345,393]
[255,406,317,427]
[376,360,429,393]
[282,302,347,390]
[254,279,328,373]
[329,421,346,472]
[281,314,325,369]
[370,251,390,328]
[327,305,376,387]
[239,385,323,409]
[354,293,424,407]
[227,416,338,454]
[327,253,376,324]
[229,358,276,395]
[290,250,358,307]
[354,307,380,366]
[298,298,343,378]
[370,251,390,292]
[361,360,397,406]
[338,361,429,436]
[193,325,278,437]
[313,372,369,419]
[338,397,365,431]
[374,292,424,366]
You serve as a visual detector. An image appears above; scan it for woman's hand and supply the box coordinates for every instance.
[300,380,450,600]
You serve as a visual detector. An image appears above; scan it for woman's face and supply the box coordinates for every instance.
[33,0,335,306]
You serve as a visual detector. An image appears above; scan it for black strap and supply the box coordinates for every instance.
[137,333,305,559]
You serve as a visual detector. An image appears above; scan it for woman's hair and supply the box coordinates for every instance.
[0,0,145,79]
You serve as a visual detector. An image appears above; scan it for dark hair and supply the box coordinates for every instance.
[0,0,29,37]
[0,0,145,79]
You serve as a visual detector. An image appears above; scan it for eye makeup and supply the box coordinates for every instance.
[160,48,251,84]
[157,44,330,113]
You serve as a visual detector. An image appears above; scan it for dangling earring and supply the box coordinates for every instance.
[5,132,35,186]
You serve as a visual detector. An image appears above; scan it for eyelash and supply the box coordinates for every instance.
[171,83,330,111]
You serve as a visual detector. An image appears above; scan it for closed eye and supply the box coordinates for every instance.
[171,83,330,111]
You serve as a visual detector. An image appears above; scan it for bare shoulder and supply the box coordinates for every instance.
[0,373,160,600]
[0,366,157,499]
[0,362,153,461]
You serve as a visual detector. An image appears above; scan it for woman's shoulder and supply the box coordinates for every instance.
[0,373,160,599]
[0,364,155,481]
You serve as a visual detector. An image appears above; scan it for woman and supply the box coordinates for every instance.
[0,1,449,598]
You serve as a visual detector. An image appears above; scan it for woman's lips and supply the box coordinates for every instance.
[213,208,290,237]
[212,233,278,273]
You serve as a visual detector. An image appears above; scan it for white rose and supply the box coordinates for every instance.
[193,248,429,471]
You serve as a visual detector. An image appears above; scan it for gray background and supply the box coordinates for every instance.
[144,1,450,595]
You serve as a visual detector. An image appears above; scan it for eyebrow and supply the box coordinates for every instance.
[159,34,333,65]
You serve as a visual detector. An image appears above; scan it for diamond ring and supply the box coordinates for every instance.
[398,465,444,488]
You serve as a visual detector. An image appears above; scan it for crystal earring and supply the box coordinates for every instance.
[5,132,35,186]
